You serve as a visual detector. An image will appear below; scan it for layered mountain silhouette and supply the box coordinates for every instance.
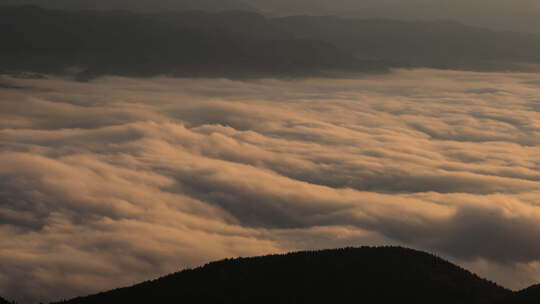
[51,247,511,304]
[3,5,540,79]
[0,5,368,79]
[249,0,540,35]
[273,16,540,71]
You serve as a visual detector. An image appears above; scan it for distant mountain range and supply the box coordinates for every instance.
[249,0,540,35]
[3,247,540,303]
[3,0,540,35]
[3,5,540,79]
[273,16,540,71]
[0,5,368,79]
[0,0,252,12]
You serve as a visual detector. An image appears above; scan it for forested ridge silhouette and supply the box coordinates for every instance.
[492,284,540,304]
[49,247,512,304]
[4,247,540,303]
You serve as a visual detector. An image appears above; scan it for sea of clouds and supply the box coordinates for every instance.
[1,69,540,302]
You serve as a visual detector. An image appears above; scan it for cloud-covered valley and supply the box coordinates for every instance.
[1,69,540,302]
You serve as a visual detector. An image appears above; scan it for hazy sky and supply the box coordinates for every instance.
[2,69,540,303]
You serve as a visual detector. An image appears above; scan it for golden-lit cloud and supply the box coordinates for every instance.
[1,69,540,302]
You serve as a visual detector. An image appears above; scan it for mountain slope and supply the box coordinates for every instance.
[493,284,540,304]
[53,247,510,304]
[0,6,362,79]
[0,297,11,304]
[273,16,540,71]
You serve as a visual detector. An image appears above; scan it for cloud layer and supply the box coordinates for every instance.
[1,69,540,302]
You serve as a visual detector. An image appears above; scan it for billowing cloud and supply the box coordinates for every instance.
[1,69,540,302]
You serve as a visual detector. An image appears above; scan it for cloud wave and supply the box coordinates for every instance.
[1,69,540,302]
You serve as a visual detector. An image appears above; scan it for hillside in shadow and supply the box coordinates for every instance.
[0,297,11,304]
[51,247,511,304]
[493,285,540,304]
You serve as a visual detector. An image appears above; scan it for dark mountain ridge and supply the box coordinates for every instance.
[3,5,540,79]
[0,5,372,80]
[52,247,510,304]
[272,15,540,71]
[493,284,540,304]
[0,0,252,12]
[248,0,540,35]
